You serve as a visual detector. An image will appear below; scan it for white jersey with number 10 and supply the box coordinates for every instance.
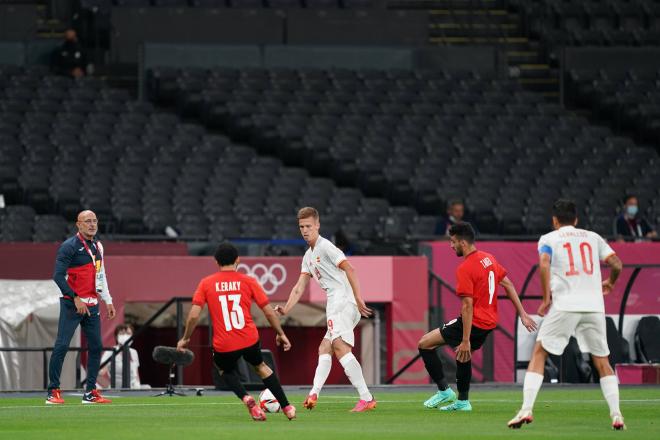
[538,225,616,313]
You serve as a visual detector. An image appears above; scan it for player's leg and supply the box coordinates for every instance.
[305,337,332,408]
[509,310,577,428]
[507,342,548,427]
[244,342,296,420]
[439,324,492,412]
[214,350,266,421]
[329,304,375,411]
[418,326,456,408]
[46,299,81,404]
[332,337,376,412]
[579,313,625,430]
[79,304,111,403]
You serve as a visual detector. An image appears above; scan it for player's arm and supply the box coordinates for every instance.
[500,276,537,332]
[339,260,373,317]
[261,304,292,351]
[177,304,202,351]
[275,273,311,315]
[456,296,473,363]
[602,254,623,295]
[538,252,552,317]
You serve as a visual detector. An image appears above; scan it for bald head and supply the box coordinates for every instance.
[76,210,98,240]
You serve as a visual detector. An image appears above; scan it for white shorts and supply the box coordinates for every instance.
[324,302,361,347]
[537,308,610,357]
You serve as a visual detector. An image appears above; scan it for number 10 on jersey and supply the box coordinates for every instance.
[218,294,245,331]
[563,242,594,276]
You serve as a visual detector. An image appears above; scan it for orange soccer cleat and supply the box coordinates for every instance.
[350,398,377,412]
[303,393,318,410]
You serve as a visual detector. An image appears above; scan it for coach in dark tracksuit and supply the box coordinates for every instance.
[46,210,115,405]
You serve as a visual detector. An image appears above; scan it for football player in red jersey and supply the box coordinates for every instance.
[418,222,537,411]
[177,243,295,422]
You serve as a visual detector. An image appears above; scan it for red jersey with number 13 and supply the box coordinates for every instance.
[192,271,270,352]
[455,250,507,330]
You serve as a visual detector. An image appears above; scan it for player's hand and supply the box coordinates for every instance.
[455,340,471,363]
[520,314,538,332]
[106,303,116,319]
[602,280,615,296]
[176,338,189,352]
[73,296,90,316]
[276,333,291,351]
[537,300,552,317]
[357,299,373,318]
[273,305,286,316]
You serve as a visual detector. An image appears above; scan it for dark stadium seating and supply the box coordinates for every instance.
[148,65,660,236]
[512,0,660,58]
[1,65,445,246]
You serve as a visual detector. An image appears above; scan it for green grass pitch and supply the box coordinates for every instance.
[1,387,658,440]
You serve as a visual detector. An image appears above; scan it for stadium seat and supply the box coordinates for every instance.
[635,316,660,363]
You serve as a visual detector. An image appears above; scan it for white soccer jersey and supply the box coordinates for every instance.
[538,225,616,313]
[301,236,356,310]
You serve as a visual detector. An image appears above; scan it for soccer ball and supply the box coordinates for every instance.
[258,388,280,413]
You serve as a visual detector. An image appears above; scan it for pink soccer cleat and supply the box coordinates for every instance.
[612,414,626,431]
[350,398,377,412]
[282,404,297,420]
[303,393,318,410]
[243,395,266,421]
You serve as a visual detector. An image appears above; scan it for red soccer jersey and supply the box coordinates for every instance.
[455,250,508,330]
[192,270,270,353]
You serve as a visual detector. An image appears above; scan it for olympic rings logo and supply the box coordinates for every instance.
[236,263,288,296]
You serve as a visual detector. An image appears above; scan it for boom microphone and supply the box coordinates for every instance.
[152,346,195,367]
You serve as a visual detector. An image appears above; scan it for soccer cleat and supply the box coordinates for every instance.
[423,388,457,408]
[282,405,297,420]
[439,400,472,411]
[507,409,534,429]
[350,398,377,412]
[81,389,112,404]
[611,414,626,430]
[45,388,64,405]
[243,395,266,421]
[303,393,318,410]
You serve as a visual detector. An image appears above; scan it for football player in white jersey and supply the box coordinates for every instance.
[274,207,377,412]
[508,199,625,430]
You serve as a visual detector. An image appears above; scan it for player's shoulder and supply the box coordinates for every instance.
[581,228,605,241]
[538,229,558,243]
[57,235,79,253]
[318,235,336,250]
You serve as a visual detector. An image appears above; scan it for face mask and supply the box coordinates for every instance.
[117,334,132,346]
[626,205,638,217]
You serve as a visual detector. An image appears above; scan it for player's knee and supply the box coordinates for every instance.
[592,356,613,376]
[254,362,272,378]
[331,339,351,358]
[418,332,438,350]
[318,341,332,356]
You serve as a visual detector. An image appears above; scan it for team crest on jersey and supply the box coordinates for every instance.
[316,256,321,263]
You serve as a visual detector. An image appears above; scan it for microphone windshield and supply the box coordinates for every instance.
[152,346,195,366]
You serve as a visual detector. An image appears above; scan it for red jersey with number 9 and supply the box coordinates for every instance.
[192,270,270,352]
[455,250,508,330]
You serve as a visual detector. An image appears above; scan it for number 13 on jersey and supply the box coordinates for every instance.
[218,294,245,331]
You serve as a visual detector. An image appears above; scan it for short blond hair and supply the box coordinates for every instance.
[297,207,319,221]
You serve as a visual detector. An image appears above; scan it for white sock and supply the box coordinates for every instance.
[339,352,373,401]
[522,372,544,412]
[310,354,332,396]
[600,375,621,417]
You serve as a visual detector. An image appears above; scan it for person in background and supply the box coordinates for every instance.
[436,199,473,236]
[614,195,657,242]
[52,28,87,78]
[99,324,145,389]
